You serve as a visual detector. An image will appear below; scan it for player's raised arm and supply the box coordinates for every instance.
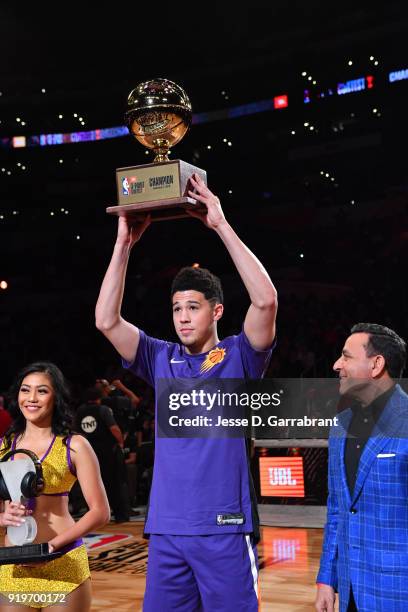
[95,215,150,363]
[188,174,277,350]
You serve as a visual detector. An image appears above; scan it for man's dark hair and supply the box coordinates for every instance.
[171,267,223,304]
[351,323,406,378]
[85,387,104,402]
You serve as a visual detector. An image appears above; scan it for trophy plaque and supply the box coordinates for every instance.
[0,543,63,565]
[106,78,207,221]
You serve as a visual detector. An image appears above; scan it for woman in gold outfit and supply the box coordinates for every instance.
[0,362,110,611]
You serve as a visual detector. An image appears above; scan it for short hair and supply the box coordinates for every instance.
[171,267,223,304]
[85,387,104,402]
[351,323,406,378]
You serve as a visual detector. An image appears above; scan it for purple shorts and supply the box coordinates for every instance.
[143,533,258,612]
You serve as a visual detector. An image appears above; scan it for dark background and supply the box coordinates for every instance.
[1,2,407,392]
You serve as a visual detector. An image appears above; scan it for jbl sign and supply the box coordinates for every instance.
[268,467,297,486]
[260,457,305,497]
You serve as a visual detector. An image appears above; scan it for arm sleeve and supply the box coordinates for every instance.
[121,329,169,387]
[237,329,276,379]
[99,405,117,428]
[316,437,339,590]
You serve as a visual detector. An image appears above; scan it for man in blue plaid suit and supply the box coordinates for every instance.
[316,323,407,612]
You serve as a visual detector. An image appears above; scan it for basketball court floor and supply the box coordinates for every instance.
[87,520,337,611]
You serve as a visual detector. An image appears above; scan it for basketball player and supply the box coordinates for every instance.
[95,174,278,611]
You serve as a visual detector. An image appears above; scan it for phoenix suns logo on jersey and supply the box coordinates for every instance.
[200,347,226,373]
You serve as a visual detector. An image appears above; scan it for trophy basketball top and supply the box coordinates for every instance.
[125,78,192,163]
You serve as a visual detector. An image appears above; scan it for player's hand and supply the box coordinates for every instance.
[187,174,227,230]
[0,502,31,527]
[116,214,151,249]
[315,584,336,612]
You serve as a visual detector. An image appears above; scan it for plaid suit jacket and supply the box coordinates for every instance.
[317,384,408,612]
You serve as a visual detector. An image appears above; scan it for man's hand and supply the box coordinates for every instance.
[111,378,124,390]
[315,584,336,612]
[187,174,226,230]
[116,214,151,249]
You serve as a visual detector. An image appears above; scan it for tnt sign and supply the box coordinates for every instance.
[259,457,305,497]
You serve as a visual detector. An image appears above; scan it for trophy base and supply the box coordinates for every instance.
[0,543,63,565]
[106,196,206,222]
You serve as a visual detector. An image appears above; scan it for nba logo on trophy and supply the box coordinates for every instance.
[122,177,130,196]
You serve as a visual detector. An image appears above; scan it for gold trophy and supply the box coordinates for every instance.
[106,78,207,221]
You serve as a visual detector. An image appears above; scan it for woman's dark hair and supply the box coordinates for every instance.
[351,323,406,378]
[2,361,74,451]
[171,266,223,305]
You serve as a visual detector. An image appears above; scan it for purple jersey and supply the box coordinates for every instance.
[123,329,274,536]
